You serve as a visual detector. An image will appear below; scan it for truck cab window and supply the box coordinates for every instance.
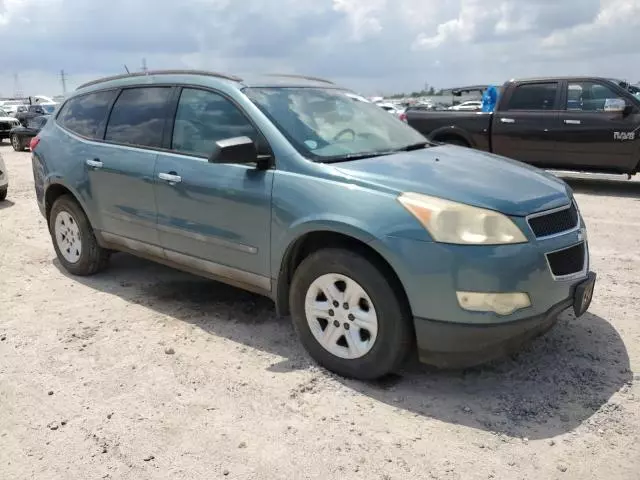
[506,83,558,111]
[567,82,624,112]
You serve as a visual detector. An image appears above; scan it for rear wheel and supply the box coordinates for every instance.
[49,195,110,275]
[11,134,24,152]
[290,248,412,379]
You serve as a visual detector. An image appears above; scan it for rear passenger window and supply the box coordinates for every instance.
[171,88,258,157]
[105,87,172,148]
[57,90,117,139]
[506,83,558,110]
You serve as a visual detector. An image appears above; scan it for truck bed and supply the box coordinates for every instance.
[406,110,493,151]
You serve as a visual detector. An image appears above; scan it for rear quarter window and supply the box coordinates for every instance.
[57,90,118,139]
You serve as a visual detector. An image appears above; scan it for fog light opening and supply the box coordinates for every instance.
[456,292,531,316]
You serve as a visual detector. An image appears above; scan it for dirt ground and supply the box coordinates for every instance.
[0,145,639,480]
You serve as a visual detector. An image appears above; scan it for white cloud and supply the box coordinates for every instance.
[0,0,638,96]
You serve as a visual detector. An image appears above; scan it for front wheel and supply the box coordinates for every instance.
[290,248,413,379]
[49,195,110,275]
[11,134,25,152]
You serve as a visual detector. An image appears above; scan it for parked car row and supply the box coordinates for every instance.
[22,70,596,381]
[0,98,58,126]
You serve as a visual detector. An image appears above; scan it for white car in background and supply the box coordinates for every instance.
[0,100,28,116]
[376,102,407,121]
[448,100,482,111]
[0,153,8,201]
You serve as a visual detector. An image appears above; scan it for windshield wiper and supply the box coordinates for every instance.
[396,141,431,152]
[322,151,396,163]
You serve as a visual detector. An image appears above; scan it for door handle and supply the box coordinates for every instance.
[500,118,515,124]
[564,119,581,125]
[158,172,182,184]
[86,159,103,169]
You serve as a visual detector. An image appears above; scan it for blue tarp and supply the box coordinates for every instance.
[481,85,499,112]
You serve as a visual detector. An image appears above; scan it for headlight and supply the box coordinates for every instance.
[398,192,527,245]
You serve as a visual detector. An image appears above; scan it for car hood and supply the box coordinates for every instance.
[0,116,17,122]
[333,145,571,216]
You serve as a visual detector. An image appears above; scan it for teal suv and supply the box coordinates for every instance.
[31,71,596,379]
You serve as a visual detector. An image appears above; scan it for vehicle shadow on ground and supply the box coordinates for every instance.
[0,199,16,210]
[55,253,631,440]
[561,176,640,199]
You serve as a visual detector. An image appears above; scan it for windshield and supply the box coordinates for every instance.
[243,87,429,162]
[610,79,640,97]
[42,104,57,114]
[0,109,8,117]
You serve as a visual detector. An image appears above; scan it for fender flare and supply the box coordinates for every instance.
[42,176,93,225]
[272,215,392,315]
[428,126,475,147]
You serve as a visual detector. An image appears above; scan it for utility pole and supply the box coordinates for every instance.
[13,73,23,99]
[141,58,148,73]
[60,70,67,94]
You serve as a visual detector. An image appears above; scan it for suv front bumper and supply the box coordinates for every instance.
[371,217,593,367]
[415,272,595,368]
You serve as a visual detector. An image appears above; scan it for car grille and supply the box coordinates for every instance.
[528,203,579,238]
[0,121,14,131]
[546,242,585,277]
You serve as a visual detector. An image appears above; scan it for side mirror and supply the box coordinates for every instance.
[604,98,626,113]
[208,136,272,169]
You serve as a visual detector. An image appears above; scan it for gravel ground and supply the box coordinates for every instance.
[1,146,639,480]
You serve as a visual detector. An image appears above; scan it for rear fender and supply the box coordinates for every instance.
[429,126,475,147]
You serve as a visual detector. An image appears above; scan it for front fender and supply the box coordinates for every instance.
[271,214,377,277]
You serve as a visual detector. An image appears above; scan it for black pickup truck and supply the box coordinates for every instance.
[406,77,640,176]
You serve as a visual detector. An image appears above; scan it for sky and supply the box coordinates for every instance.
[0,0,639,97]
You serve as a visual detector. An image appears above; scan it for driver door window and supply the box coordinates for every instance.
[171,88,258,157]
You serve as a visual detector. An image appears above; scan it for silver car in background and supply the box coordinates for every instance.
[0,153,8,200]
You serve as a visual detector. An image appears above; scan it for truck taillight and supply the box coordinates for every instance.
[399,113,407,122]
[29,136,40,151]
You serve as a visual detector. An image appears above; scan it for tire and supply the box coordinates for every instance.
[290,248,413,380]
[49,194,110,275]
[0,186,7,201]
[11,134,25,152]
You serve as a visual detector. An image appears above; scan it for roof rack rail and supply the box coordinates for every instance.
[264,73,335,85]
[76,70,243,90]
